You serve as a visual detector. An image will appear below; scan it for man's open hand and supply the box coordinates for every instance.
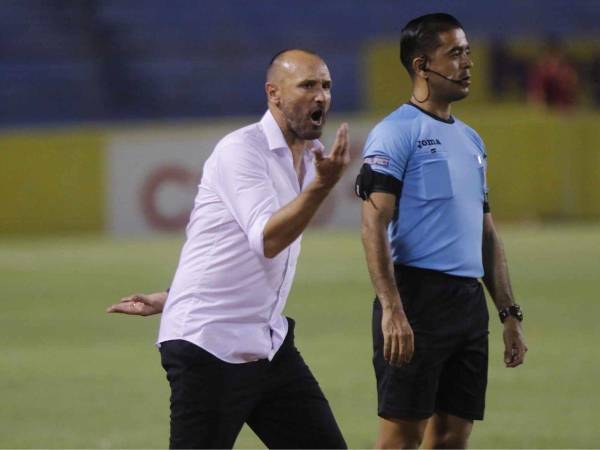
[312,123,351,188]
[106,292,167,316]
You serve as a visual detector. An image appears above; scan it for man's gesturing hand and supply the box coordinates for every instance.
[312,123,350,188]
[381,306,414,366]
[106,292,167,316]
[503,318,528,367]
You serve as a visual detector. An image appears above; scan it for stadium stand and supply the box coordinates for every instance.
[1,0,598,125]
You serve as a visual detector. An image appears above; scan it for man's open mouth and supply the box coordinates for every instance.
[310,109,324,126]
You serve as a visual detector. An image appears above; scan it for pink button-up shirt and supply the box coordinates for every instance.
[158,110,323,363]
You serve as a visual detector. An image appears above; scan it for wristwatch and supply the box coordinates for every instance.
[499,304,523,323]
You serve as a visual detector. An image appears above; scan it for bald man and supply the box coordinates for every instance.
[107,49,349,449]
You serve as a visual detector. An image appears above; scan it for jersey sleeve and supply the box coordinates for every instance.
[466,126,491,213]
[362,120,413,182]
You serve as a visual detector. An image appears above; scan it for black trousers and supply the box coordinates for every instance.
[159,319,347,449]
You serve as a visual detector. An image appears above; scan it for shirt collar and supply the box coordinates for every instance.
[406,102,455,124]
[260,110,324,157]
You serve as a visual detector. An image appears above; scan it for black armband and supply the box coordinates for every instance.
[354,163,403,200]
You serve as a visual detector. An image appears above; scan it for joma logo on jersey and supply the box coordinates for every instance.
[416,138,442,149]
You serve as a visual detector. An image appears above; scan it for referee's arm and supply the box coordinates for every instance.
[361,192,414,367]
[482,212,528,368]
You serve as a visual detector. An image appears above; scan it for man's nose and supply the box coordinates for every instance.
[464,55,474,69]
[314,87,327,104]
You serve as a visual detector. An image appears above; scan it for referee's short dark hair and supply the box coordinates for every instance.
[400,13,463,77]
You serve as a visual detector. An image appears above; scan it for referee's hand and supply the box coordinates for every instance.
[381,307,414,366]
[503,318,528,368]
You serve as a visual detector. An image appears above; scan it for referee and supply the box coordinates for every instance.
[108,49,349,449]
[356,14,528,449]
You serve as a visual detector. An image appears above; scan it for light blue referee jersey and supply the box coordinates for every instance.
[363,102,489,278]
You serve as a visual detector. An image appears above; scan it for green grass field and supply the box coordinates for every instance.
[1,225,599,448]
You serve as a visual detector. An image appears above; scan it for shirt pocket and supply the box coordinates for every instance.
[421,158,454,200]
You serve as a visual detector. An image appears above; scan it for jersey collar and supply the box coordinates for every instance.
[407,102,455,124]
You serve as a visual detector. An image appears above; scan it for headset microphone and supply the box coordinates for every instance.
[412,60,467,103]
[423,68,465,85]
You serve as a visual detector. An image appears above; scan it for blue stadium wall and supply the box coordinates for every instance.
[1,0,599,126]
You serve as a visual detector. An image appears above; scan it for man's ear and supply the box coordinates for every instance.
[413,56,428,79]
[265,82,280,106]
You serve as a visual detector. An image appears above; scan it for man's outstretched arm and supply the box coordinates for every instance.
[482,212,528,367]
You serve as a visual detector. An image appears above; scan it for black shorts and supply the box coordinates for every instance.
[372,265,489,421]
[160,318,346,449]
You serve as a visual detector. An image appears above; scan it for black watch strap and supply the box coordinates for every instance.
[499,304,523,323]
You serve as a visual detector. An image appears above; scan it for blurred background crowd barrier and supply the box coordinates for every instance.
[1,0,599,235]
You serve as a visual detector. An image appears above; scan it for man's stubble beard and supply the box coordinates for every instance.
[428,79,470,104]
[282,103,323,140]
[447,89,469,103]
[441,85,470,104]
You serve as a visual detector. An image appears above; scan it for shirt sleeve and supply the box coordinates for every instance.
[362,121,413,181]
[467,126,491,212]
[213,142,278,256]
[482,144,490,212]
